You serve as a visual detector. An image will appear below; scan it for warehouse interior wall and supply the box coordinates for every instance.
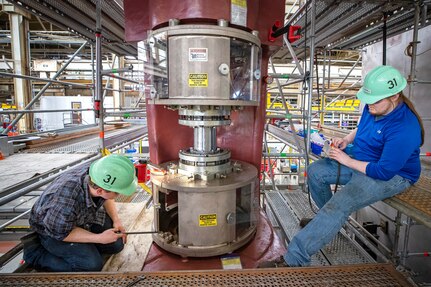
[35,96,114,131]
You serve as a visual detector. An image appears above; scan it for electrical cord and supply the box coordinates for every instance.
[334,161,341,193]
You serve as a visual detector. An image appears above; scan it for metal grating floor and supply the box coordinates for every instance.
[265,192,329,266]
[384,175,431,229]
[0,264,413,286]
[116,190,152,204]
[22,125,147,154]
[392,176,431,216]
[266,190,375,266]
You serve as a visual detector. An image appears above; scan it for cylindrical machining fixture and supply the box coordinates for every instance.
[146,23,263,258]
[194,127,216,153]
[178,149,232,180]
[152,160,258,257]
[178,106,231,127]
[145,25,262,106]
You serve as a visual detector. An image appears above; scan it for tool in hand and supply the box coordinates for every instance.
[116,231,158,235]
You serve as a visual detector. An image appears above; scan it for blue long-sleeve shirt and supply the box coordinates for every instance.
[353,103,421,183]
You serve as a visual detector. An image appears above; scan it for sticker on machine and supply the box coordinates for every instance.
[189,48,208,62]
[199,213,217,227]
[231,0,247,27]
[188,73,208,87]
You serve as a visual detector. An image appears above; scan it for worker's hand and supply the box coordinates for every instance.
[328,147,351,166]
[98,228,123,244]
[331,137,349,150]
[113,220,127,244]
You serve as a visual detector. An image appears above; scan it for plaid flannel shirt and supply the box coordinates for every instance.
[29,162,106,241]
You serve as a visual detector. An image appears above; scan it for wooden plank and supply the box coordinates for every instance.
[102,203,154,272]
[25,126,120,148]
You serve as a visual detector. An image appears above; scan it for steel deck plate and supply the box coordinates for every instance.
[266,190,375,266]
[22,126,147,154]
[0,263,413,286]
[385,176,431,229]
[265,192,328,266]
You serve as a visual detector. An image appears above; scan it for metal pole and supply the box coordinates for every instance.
[328,49,331,90]
[401,217,413,266]
[283,35,305,76]
[101,65,133,75]
[103,73,140,84]
[336,55,361,89]
[102,55,117,99]
[382,12,387,65]
[2,41,88,134]
[95,0,105,152]
[305,0,316,164]
[0,72,90,88]
[320,49,326,125]
[408,1,420,99]
[0,210,31,232]
[263,130,277,190]
[0,108,94,114]
[91,44,96,124]
[269,58,305,155]
[392,211,402,264]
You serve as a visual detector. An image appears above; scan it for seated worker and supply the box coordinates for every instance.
[21,154,138,271]
[259,65,424,267]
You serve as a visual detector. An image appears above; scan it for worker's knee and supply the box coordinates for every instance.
[98,238,124,255]
[307,158,330,181]
[110,238,124,254]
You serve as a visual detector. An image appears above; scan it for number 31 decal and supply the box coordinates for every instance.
[387,78,398,89]
[103,174,117,185]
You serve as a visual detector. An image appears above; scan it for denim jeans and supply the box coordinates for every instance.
[25,216,124,272]
[284,158,412,266]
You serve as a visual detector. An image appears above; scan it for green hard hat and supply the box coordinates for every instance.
[89,154,137,196]
[357,65,407,104]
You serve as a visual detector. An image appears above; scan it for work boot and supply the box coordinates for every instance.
[257,256,289,268]
[299,217,313,228]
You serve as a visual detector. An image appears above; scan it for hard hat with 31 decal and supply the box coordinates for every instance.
[356,65,407,104]
[89,154,138,196]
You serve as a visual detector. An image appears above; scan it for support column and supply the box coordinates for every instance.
[6,5,31,133]
[112,55,124,120]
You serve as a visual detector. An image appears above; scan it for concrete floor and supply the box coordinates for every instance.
[0,153,90,191]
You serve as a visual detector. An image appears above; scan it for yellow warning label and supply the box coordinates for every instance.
[232,0,247,8]
[189,73,208,87]
[199,214,217,227]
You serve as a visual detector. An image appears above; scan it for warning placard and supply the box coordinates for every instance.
[199,214,217,227]
[189,73,208,87]
[189,48,208,62]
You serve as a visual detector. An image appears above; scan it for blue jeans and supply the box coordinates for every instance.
[25,217,124,272]
[284,158,412,266]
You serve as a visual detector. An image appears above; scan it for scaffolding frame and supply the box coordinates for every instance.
[261,0,431,276]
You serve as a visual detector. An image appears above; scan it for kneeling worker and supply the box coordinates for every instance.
[21,154,138,271]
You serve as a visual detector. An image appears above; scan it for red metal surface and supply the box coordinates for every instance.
[146,103,193,165]
[123,0,285,47]
[142,210,286,271]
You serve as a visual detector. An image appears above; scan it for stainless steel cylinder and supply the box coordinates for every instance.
[151,160,258,257]
[194,127,216,153]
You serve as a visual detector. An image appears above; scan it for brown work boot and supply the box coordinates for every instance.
[299,217,313,228]
[257,256,289,268]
